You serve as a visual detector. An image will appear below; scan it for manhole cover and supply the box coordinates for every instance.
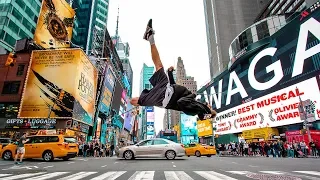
[246,173,302,180]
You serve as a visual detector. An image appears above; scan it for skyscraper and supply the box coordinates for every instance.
[203,0,269,79]
[71,0,109,53]
[0,0,41,53]
[169,57,197,128]
[139,63,154,140]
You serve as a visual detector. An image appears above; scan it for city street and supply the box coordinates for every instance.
[0,156,318,179]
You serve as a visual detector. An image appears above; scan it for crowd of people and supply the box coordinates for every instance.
[216,139,320,158]
[78,141,115,157]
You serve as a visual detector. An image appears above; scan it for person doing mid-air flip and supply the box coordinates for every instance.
[130,19,217,120]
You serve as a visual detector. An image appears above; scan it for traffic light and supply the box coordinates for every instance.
[58,90,65,100]
[5,52,17,67]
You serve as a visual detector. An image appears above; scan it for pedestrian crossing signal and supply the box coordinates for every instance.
[59,90,65,100]
[5,52,17,67]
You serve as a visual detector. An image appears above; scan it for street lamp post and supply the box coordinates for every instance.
[297,87,312,142]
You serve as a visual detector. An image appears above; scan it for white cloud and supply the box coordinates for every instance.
[107,0,210,133]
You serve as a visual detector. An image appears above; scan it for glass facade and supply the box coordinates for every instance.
[229,16,287,62]
[0,0,40,51]
[71,0,109,53]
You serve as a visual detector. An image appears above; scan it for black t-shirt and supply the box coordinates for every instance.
[165,84,191,111]
[18,137,26,147]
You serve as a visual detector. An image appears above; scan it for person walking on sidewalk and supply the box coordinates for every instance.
[14,133,29,165]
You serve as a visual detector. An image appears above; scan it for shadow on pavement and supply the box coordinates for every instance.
[117,158,187,161]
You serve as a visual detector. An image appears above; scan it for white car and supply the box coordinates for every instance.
[117,138,185,160]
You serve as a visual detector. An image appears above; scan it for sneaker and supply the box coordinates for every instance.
[18,162,23,165]
[143,19,154,40]
[14,162,18,165]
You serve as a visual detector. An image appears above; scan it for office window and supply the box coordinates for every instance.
[16,64,25,76]
[2,81,21,94]
[4,33,16,47]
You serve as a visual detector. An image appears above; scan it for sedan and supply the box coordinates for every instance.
[117,138,185,160]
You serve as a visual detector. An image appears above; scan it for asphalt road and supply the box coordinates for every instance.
[0,156,319,179]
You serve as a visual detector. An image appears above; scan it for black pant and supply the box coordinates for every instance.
[176,94,212,120]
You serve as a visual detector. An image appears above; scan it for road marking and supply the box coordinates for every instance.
[164,171,193,180]
[231,162,238,164]
[68,162,75,164]
[114,162,119,164]
[43,166,54,169]
[2,165,38,170]
[58,172,97,180]
[260,171,284,175]
[172,162,174,163]
[91,171,126,180]
[1,172,46,180]
[294,171,320,176]
[249,165,259,167]
[194,171,237,180]
[38,162,46,164]
[83,159,88,161]
[173,165,176,167]
[227,171,251,175]
[24,172,69,180]
[128,171,154,180]
[0,174,12,178]
[101,165,108,167]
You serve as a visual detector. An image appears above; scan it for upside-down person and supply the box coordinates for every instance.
[130,19,217,120]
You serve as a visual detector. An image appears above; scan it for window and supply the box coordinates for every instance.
[32,136,47,143]
[2,81,21,94]
[153,139,169,145]
[16,64,25,76]
[48,136,59,142]
[138,140,152,146]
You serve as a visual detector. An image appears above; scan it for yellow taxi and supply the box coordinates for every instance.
[0,135,78,162]
[185,143,216,157]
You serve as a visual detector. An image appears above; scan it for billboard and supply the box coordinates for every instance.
[18,49,98,125]
[197,120,213,137]
[124,102,134,131]
[180,114,198,136]
[147,122,155,135]
[146,106,155,123]
[34,0,75,49]
[215,77,320,135]
[99,67,115,115]
[200,5,320,135]
[110,80,123,128]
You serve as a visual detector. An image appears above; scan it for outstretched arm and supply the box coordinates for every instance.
[167,66,175,84]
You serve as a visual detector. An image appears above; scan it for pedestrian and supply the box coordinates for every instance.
[129,19,217,121]
[14,133,29,165]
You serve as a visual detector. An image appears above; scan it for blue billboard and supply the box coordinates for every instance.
[147,122,155,135]
[99,67,115,115]
[180,114,198,144]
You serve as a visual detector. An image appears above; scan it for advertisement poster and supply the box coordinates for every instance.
[180,114,198,136]
[99,67,115,115]
[215,77,320,135]
[124,102,134,131]
[197,119,213,137]
[18,49,98,125]
[147,122,155,135]
[34,0,75,49]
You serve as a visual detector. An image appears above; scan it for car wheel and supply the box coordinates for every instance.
[165,150,176,160]
[42,150,54,162]
[2,150,12,160]
[195,151,201,157]
[207,155,212,157]
[123,150,134,160]
[187,155,190,157]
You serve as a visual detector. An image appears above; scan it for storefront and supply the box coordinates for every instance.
[240,127,279,142]
[0,118,90,142]
[285,130,320,144]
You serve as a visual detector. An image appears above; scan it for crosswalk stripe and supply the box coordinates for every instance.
[0,174,11,178]
[164,171,193,180]
[24,172,69,180]
[227,171,251,175]
[194,171,238,180]
[58,172,97,180]
[128,171,155,180]
[260,171,285,175]
[1,172,46,180]
[294,171,320,176]
[90,171,126,180]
